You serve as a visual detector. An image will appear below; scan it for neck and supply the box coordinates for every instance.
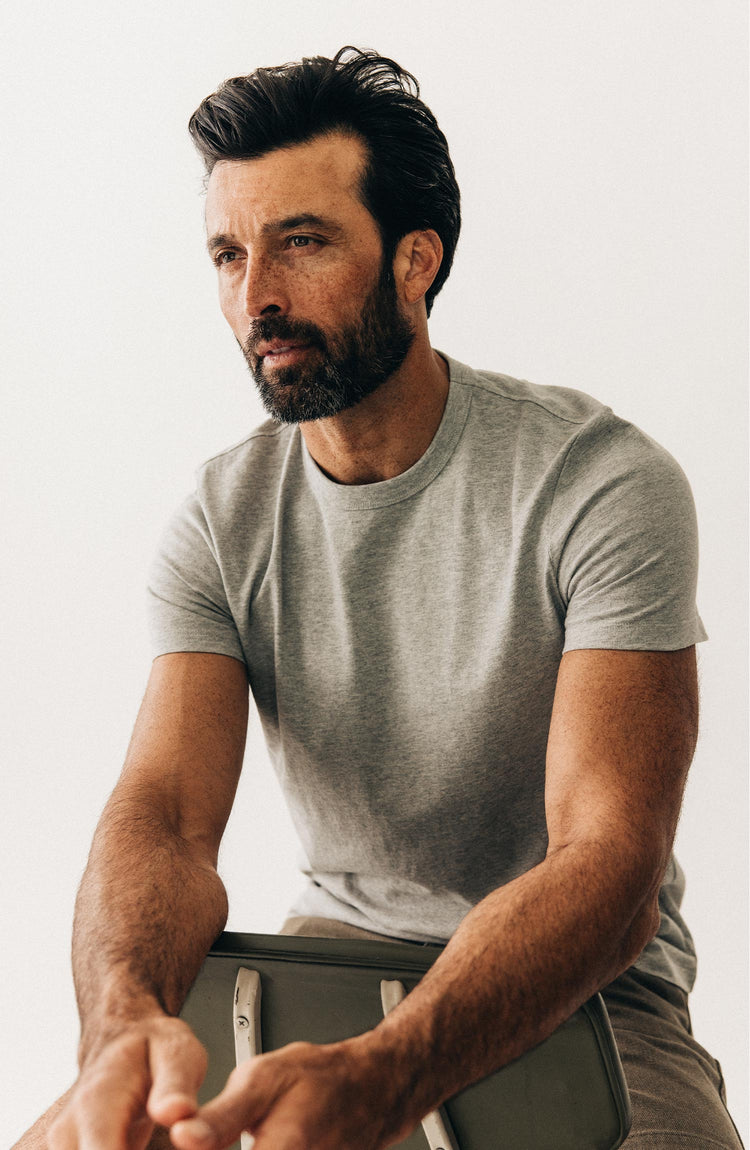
[299,342,450,485]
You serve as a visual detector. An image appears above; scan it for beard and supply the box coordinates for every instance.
[239,255,416,424]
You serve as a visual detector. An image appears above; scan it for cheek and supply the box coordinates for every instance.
[305,262,376,318]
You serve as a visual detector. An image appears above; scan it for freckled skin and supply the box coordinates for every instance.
[205,135,385,342]
[18,130,702,1150]
[204,132,450,484]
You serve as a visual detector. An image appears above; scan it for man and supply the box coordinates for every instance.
[18,46,742,1150]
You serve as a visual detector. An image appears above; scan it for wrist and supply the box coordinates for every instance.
[345,1024,438,1142]
[78,986,166,1067]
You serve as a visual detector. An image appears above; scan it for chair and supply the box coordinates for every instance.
[180,931,631,1150]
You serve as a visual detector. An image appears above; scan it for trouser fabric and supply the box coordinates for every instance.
[280,915,744,1149]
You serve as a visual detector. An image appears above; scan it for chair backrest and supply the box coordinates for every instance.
[180,931,632,1150]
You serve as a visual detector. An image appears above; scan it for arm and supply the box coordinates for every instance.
[48,652,249,1150]
[367,646,698,1129]
[171,646,697,1150]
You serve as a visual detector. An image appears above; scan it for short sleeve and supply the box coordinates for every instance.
[146,492,246,664]
[549,414,708,653]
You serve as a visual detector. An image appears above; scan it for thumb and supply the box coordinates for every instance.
[146,1020,209,1128]
[169,1058,281,1150]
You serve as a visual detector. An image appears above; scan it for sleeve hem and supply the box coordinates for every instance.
[149,642,247,665]
[563,624,708,654]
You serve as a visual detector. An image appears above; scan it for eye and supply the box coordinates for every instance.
[214,250,238,266]
[287,235,320,250]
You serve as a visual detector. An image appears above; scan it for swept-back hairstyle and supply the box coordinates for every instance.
[188,46,461,317]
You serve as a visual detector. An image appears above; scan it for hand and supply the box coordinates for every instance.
[169,1035,417,1150]
[47,1014,208,1150]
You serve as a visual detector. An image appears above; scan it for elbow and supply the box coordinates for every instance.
[594,837,666,974]
[615,831,672,969]
[636,893,662,955]
[618,884,662,973]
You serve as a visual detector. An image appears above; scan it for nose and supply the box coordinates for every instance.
[241,253,290,319]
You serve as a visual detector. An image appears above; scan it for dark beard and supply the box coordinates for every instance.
[239,256,415,424]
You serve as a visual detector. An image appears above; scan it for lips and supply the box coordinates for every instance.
[257,340,308,358]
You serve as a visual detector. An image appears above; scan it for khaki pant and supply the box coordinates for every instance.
[281,916,744,1150]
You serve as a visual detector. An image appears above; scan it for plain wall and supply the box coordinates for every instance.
[2,2,747,1145]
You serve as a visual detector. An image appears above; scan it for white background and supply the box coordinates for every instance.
[2,2,747,1145]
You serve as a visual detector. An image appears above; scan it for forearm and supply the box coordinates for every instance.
[366,838,660,1133]
[72,788,228,1063]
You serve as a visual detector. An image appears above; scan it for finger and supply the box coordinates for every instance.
[128,1112,157,1150]
[146,1023,208,1128]
[169,1060,281,1150]
[51,1071,150,1150]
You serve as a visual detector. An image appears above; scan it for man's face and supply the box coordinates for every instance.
[204,133,415,423]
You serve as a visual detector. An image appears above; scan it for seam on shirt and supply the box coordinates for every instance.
[148,576,233,621]
[198,422,288,471]
[459,373,596,425]
[544,409,623,595]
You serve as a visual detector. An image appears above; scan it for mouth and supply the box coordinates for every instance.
[257,341,313,366]
[256,335,305,354]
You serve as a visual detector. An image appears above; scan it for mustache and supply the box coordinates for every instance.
[243,316,327,358]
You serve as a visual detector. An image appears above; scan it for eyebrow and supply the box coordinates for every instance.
[206,213,345,255]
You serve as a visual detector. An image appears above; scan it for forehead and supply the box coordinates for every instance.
[204,132,374,237]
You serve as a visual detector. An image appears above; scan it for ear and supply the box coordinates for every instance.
[395,229,444,305]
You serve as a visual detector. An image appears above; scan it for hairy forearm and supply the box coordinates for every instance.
[367,839,660,1134]
[72,788,228,1063]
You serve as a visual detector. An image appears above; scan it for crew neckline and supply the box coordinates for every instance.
[299,352,472,510]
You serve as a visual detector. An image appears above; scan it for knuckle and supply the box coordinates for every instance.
[156,1015,200,1051]
[186,1035,209,1078]
[263,1040,313,1069]
[180,1025,208,1064]
[154,1020,208,1078]
[158,1015,193,1038]
[229,1056,259,1087]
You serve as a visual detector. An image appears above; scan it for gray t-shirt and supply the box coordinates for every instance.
[148,353,707,991]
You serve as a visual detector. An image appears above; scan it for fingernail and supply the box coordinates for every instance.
[174,1117,216,1146]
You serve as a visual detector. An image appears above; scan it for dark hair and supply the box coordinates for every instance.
[188,46,460,317]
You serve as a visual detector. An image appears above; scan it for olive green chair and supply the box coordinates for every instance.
[180,931,631,1150]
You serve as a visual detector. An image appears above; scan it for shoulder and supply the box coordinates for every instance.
[446,355,610,430]
[554,410,693,504]
[197,418,293,490]
[445,354,688,484]
[187,417,298,525]
[155,419,297,558]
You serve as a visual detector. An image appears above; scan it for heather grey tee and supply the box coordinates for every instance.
[148,353,707,992]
